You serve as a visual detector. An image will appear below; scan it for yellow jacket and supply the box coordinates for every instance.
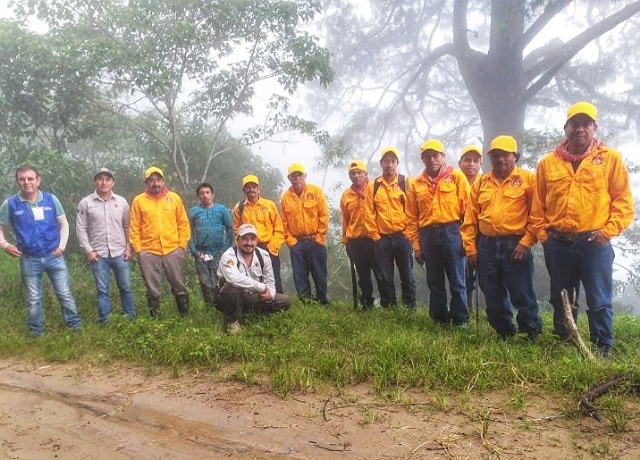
[280,183,329,247]
[340,187,368,243]
[232,196,284,256]
[531,145,634,242]
[405,169,469,252]
[461,167,537,256]
[130,190,190,255]
[364,175,410,241]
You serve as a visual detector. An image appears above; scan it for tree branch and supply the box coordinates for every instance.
[523,1,640,103]
[519,0,572,51]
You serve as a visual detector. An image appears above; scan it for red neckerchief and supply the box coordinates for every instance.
[145,185,169,199]
[423,163,453,191]
[351,174,368,199]
[555,138,602,163]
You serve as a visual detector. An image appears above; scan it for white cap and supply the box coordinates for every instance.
[237,224,258,238]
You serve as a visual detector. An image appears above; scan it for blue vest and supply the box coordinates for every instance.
[8,192,60,257]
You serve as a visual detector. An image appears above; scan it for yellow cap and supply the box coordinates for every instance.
[487,135,517,155]
[380,146,400,160]
[460,145,482,159]
[288,163,306,175]
[566,101,597,122]
[242,174,259,187]
[348,160,366,172]
[420,139,444,154]
[144,166,164,179]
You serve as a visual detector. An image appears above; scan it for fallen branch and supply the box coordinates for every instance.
[561,288,596,362]
[579,376,626,422]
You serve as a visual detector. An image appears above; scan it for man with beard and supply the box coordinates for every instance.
[130,167,191,318]
[461,136,542,338]
[365,147,416,308]
[188,182,233,308]
[406,139,469,325]
[340,160,382,310]
[77,168,135,323]
[281,163,330,304]
[216,224,291,334]
[233,175,285,293]
[531,102,633,357]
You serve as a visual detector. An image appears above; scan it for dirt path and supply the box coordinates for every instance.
[0,360,637,459]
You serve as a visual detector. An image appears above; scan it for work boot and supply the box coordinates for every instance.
[147,296,161,319]
[175,293,189,317]
[202,286,217,307]
[226,321,242,335]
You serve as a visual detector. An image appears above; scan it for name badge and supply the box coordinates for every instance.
[32,206,45,221]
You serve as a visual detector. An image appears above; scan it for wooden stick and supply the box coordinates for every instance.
[560,288,596,362]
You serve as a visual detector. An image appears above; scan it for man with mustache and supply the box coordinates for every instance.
[216,224,291,334]
[130,167,191,318]
[531,102,633,357]
[461,136,542,338]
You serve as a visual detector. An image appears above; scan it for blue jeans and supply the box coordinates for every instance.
[290,239,328,303]
[477,234,542,337]
[373,233,416,307]
[346,237,382,307]
[420,222,468,324]
[194,253,221,291]
[20,254,82,335]
[543,236,614,349]
[91,256,135,322]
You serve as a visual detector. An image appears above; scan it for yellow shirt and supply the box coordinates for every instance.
[405,169,469,252]
[531,145,633,242]
[461,167,537,256]
[280,183,329,247]
[364,175,411,241]
[129,190,190,255]
[232,196,284,256]
[340,187,368,243]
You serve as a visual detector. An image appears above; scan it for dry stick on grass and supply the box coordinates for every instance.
[579,376,626,422]
[560,288,596,362]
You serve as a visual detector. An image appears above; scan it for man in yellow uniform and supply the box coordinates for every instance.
[340,160,382,310]
[532,102,633,356]
[366,147,416,308]
[130,167,191,318]
[407,139,469,325]
[461,136,542,338]
[280,163,330,304]
[233,174,285,293]
[458,144,483,307]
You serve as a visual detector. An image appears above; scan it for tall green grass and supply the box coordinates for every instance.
[0,253,638,399]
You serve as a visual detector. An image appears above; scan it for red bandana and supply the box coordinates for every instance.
[554,138,602,163]
[423,163,454,191]
[351,174,368,199]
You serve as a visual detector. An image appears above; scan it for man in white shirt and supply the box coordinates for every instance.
[216,224,291,334]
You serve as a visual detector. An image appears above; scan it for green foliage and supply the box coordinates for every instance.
[0,253,638,403]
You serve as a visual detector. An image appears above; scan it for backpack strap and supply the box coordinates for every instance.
[373,174,406,211]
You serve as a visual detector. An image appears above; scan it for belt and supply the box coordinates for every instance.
[380,231,404,238]
[423,221,459,229]
[548,228,595,243]
[295,234,316,240]
[479,233,524,240]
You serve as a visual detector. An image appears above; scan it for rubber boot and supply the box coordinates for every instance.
[147,296,161,319]
[203,286,217,307]
[175,293,189,317]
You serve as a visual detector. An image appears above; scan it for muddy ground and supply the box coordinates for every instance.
[0,360,637,459]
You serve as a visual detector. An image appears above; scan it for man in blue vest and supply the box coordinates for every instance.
[0,166,83,336]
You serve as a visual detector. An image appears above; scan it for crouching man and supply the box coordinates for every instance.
[216,224,291,334]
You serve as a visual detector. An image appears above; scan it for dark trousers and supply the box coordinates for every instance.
[346,237,382,307]
[419,222,468,324]
[373,233,416,307]
[290,239,329,303]
[543,236,614,349]
[215,284,291,323]
[258,243,283,294]
[477,234,542,337]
